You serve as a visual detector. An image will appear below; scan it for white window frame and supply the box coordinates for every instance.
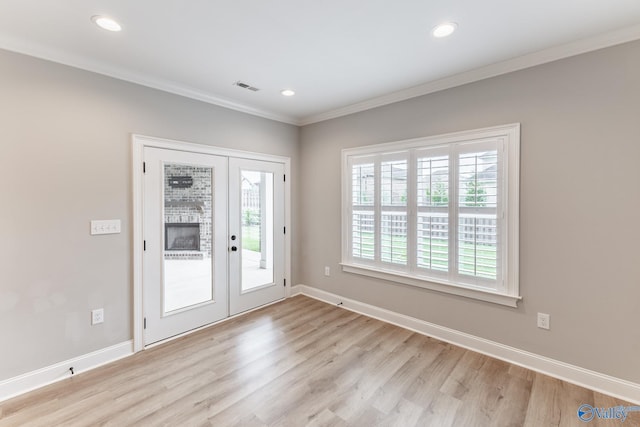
[341,124,521,307]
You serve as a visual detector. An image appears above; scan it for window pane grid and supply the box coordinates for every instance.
[417,213,448,271]
[457,149,499,282]
[352,163,374,206]
[459,151,498,208]
[352,211,375,260]
[417,156,449,207]
[381,213,407,265]
[381,160,407,206]
[416,154,449,272]
[458,215,498,280]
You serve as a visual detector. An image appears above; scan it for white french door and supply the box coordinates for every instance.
[229,158,285,315]
[143,147,229,344]
[142,146,286,345]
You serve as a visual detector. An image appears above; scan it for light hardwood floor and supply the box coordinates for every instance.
[0,296,633,426]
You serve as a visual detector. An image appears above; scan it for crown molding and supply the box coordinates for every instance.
[0,35,299,126]
[2,23,640,128]
[299,23,640,126]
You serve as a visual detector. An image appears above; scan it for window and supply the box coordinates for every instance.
[342,124,520,306]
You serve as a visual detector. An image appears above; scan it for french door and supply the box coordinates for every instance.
[142,147,285,345]
[229,158,285,315]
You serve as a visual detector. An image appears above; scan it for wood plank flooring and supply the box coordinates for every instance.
[0,295,633,426]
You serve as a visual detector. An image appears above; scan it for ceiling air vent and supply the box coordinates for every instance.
[234,81,260,92]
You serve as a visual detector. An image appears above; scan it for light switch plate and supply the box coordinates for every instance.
[91,220,121,235]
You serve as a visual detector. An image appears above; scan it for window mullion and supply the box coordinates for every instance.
[374,157,381,264]
[346,157,353,264]
[449,144,459,283]
[497,139,506,291]
[407,149,417,274]
[348,157,358,263]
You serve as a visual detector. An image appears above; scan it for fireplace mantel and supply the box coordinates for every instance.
[164,200,205,213]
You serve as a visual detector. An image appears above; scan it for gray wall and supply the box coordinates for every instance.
[2,37,639,387]
[0,49,299,380]
[299,40,640,383]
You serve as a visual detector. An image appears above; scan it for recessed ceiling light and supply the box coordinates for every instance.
[432,22,457,38]
[281,89,296,97]
[91,15,122,32]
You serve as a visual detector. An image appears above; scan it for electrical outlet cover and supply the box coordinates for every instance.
[92,308,104,325]
[537,312,550,330]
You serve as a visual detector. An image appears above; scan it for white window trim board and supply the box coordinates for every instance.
[340,263,521,307]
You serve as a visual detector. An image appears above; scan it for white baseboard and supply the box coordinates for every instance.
[0,340,133,403]
[291,284,640,405]
[4,289,639,406]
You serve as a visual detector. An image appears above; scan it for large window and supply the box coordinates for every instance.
[342,124,520,306]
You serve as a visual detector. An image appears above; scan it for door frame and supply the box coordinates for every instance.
[132,134,291,352]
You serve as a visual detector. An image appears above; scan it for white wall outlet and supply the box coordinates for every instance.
[537,312,550,330]
[92,308,104,325]
[324,266,331,276]
[90,219,121,235]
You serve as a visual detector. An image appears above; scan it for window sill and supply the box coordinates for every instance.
[340,263,522,307]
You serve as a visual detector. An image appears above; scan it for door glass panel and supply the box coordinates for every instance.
[241,170,274,291]
[163,163,214,313]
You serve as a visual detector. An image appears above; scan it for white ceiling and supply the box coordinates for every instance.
[1,1,640,125]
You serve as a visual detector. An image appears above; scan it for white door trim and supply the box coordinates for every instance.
[132,134,292,352]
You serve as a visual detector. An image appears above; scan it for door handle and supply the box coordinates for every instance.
[231,246,238,252]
